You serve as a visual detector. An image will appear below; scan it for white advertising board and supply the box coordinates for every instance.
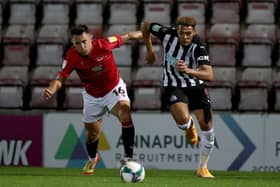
[262,114,280,172]
[43,113,280,171]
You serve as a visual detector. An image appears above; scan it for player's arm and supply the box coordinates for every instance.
[141,21,155,64]
[176,40,213,81]
[42,77,65,100]
[194,64,213,81]
[121,31,143,43]
[176,60,213,81]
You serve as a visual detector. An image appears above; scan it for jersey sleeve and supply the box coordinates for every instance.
[149,23,169,41]
[194,43,211,66]
[100,35,123,50]
[57,52,74,80]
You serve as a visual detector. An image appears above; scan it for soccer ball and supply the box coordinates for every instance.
[120,161,145,183]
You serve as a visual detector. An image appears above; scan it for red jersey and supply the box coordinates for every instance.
[58,35,123,97]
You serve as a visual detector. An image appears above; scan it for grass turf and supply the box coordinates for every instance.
[0,167,280,187]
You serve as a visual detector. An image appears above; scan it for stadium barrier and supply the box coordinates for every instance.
[0,113,279,172]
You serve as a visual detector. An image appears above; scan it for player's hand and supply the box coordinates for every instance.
[176,60,187,72]
[42,88,54,100]
[176,60,193,74]
[145,51,156,64]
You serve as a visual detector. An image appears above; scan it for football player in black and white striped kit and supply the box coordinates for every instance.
[142,16,215,178]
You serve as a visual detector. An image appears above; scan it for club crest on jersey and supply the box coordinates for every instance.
[95,56,105,62]
[108,36,117,43]
[92,64,103,72]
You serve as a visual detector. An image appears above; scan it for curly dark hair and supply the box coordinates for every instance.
[70,24,89,35]
[176,16,196,29]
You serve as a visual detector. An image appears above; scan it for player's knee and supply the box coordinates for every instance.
[118,105,132,121]
[175,115,191,125]
[120,104,131,114]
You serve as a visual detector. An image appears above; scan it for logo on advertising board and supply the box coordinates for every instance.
[0,115,43,166]
[54,124,107,168]
[220,114,256,170]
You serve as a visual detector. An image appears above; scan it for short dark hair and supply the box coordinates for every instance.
[70,24,89,35]
[176,16,196,29]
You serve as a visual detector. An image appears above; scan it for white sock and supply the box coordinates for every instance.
[124,157,132,161]
[88,155,97,162]
[177,116,193,130]
[199,154,209,168]
[199,128,215,168]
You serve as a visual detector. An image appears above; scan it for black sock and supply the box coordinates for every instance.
[86,139,99,159]
[122,126,135,158]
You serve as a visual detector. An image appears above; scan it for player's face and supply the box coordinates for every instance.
[177,25,195,46]
[72,32,92,56]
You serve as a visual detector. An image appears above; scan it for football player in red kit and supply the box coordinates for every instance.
[42,24,142,175]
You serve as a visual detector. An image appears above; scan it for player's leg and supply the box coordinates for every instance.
[194,109,215,178]
[164,87,198,145]
[170,102,198,145]
[82,90,106,175]
[105,78,135,161]
[83,120,102,175]
[111,100,135,160]
[188,86,215,178]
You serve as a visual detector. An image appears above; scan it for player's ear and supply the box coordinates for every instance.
[88,33,93,39]
[71,38,75,45]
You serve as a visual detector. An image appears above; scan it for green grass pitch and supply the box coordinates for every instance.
[1,167,280,187]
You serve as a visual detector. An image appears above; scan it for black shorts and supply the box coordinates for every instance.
[162,85,211,111]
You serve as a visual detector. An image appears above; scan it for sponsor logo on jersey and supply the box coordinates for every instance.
[197,55,209,61]
[166,53,178,67]
[92,64,103,72]
[95,56,105,62]
[152,24,161,32]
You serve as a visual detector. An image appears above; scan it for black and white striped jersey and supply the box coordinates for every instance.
[149,23,211,88]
